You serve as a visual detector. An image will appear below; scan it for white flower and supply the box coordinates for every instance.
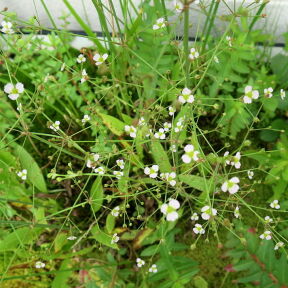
[230,152,241,169]
[226,36,232,47]
[221,177,240,194]
[138,117,145,126]
[234,206,240,218]
[17,169,27,180]
[264,216,272,223]
[163,122,171,132]
[174,0,184,12]
[82,114,90,123]
[161,198,180,222]
[247,170,254,179]
[77,54,86,63]
[270,200,280,209]
[181,144,200,163]
[243,86,259,104]
[111,233,119,244]
[259,231,272,240]
[136,258,145,267]
[274,242,284,250]
[144,165,159,178]
[264,87,273,98]
[191,212,199,221]
[35,261,45,269]
[116,159,125,169]
[113,170,123,179]
[174,120,184,133]
[4,83,24,100]
[81,69,88,83]
[201,205,217,220]
[280,89,286,100]
[153,18,166,30]
[49,120,60,132]
[149,264,157,273]
[61,63,66,71]
[94,166,105,175]
[189,48,199,60]
[154,128,166,139]
[86,153,100,169]
[160,172,177,186]
[168,106,176,116]
[93,53,108,66]
[214,56,219,63]
[178,87,195,104]
[111,206,120,217]
[67,236,77,240]
[193,223,205,234]
[1,21,14,34]
[170,145,177,153]
[125,125,137,138]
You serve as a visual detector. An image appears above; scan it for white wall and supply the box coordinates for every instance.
[0,0,287,42]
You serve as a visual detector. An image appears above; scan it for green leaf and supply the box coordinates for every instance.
[179,175,212,193]
[99,113,126,136]
[91,225,118,249]
[105,214,115,234]
[193,276,208,288]
[51,259,72,288]
[150,140,171,172]
[90,177,104,214]
[54,233,68,253]
[13,144,47,193]
[271,54,288,86]
[0,227,42,252]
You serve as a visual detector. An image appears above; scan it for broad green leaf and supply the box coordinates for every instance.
[150,140,171,172]
[54,233,68,253]
[0,227,42,252]
[52,259,72,288]
[13,144,47,193]
[105,214,115,234]
[99,113,125,136]
[193,276,208,288]
[90,177,104,214]
[0,150,17,167]
[91,225,118,249]
[233,260,254,272]
[140,244,160,257]
[179,175,212,193]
